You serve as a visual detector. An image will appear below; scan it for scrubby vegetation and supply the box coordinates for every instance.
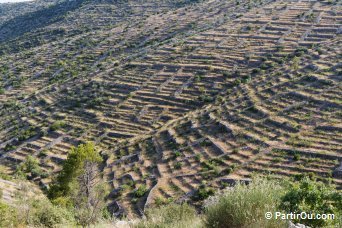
[15,155,48,179]
[1,174,341,227]
[134,177,341,228]
[135,203,200,228]
[0,184,75,227]
[280,177,342,227]
[1,142,112,227]
[203,178,287,228]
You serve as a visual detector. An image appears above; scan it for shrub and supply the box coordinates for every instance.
[31,167,48,179]
[38,150,48,157]
[293,153,301,161]
[174,162,182,170]
[252,68,261,74]
[50,121,66,131]
[0,201,19,227]
[192,185,214,201]
[29,199,75,227]
[1,194,75,227]
[135,203,201,228]
[51,196,74,208]
[222,71,230,77]
[0,167,12,180]
[134,184,148,198]
[16,156,47,179]
[200,139,212,147]
[233,78,241,86]
[195,154,201,162]
[18,127,38,141]
[280,177,342,227]
[154,197,174,207]
[4,144,16,152]
[199,94,214,103]
[294,47,308,57]
[242,75,251,83]
[204,178,287,228]
[23,155,40,173]
[173,150,182,158]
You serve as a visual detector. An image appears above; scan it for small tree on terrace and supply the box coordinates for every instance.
[73,153,109,226]
[48,142,109,226]
[48,142,102,198]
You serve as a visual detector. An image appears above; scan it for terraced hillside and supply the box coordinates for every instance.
[108,38,341,215]
[0,0,341,218]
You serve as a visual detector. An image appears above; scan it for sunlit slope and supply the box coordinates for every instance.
[104,38,341,216]
[0,0,340,217]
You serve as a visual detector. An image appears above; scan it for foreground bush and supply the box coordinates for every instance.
[0,197,74,228]
[280,177,342,227]
[3,165,340,228]
[25,198,75,227]
[0,201,19,227]
[135,203,202,228]
[204,178,287,228]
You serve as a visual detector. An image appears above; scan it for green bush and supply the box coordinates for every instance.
[23,155,40,172]
[0,168,12,180]
[174,162,182,169]
[204,178,287,228]
[135,203,201,228]
[18,127,38,141]
[173,150,182,158]
[280,177,342,227]
[195,154,201,162]
[0,201,19,227]
[252,68,261,74]
[29,199,75,227]
[192,185,214,201]
[134,184,148,198]
[4,144,16,152]
[293,153,301,161]
[15,156,48,179]
[50,121,66,131]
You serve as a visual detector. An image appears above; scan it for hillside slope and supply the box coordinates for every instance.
[107,38,341,216]
[0,0,341,218]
